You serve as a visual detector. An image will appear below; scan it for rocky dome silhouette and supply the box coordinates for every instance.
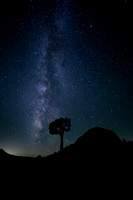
[0,127,121,162]
[75,127,121,146]
[51,127,122,163]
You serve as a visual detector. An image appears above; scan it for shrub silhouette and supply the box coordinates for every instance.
[49,117,71,151]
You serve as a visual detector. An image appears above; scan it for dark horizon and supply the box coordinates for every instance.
[1,126,132,158]
[0,0,133,157]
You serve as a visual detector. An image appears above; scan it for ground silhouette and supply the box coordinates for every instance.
[1,127,133,174]
[1,127,131,199]
[44,127,123,166]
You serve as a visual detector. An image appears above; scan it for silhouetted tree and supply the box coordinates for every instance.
[49,117,71,151]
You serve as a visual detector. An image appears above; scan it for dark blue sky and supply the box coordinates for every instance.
[0,0,133,156]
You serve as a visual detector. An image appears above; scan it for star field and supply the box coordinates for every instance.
[0,0,133,156]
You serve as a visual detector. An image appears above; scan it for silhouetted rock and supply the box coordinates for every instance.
[1,127,133,175]
[76,127,120,145]
[36,155,42,159]
[74,127,121,155]
[0,149,10,158]
[0,127,130,194]
[43,127,123,169]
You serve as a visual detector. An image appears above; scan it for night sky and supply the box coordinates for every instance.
[0,0,133,156]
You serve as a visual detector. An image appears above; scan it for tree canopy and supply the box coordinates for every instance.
[49,117,71,151]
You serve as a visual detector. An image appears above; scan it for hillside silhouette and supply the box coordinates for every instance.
[44,127,123,165]
[1,127,133,173]
[1,126,133,194]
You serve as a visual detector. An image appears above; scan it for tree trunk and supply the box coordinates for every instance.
[60,133,64,152]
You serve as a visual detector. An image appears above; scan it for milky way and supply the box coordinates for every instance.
[32,1,69,139]
[0,0,133,156]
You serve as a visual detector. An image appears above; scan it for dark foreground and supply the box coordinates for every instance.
[1,127,133,170]
[1,127,133,194]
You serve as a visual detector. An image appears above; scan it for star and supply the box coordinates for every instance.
[0,0,132,157]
